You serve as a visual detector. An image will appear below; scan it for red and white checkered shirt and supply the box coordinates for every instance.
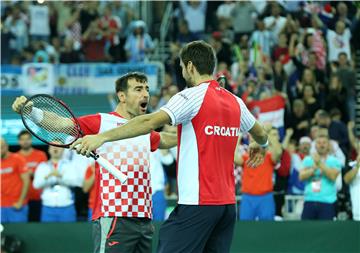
[78,112,160,219]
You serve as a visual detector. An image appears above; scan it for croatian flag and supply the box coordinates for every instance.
[247,95,286,138]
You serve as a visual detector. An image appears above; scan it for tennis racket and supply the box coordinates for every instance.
[20,94,127,183]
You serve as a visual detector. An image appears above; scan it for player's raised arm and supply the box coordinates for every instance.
[12,95,74,132]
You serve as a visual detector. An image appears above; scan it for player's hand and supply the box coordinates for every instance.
[12,96,30,114]
[70,134,106,157]
[247,142,266,168]
[13,201,23,210]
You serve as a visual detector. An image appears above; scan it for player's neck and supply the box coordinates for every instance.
[193,75,214,87]
[114,104,132,120]
[20,147,33,155]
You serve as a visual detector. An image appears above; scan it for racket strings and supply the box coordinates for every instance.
[22,96,80,146]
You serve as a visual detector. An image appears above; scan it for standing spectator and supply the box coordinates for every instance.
[344,151,360,221]
[33,145,78,222]
[302,84,321,120]
[326,20,352,62]
[216,0,235,30]
[82,20,107,62]
[150,149,174,221]
[0,138,30,223]
[210,32,232,67]
[54,1,73,37]
[249,18,275,65]
[264,2,287,40]
[235,128,282,220]
[317,111,349,156]
[180,0,207,37]
[3,4,28,54]
[79,2,98,34]
[335,52,357,121]
[16,130,47,222]
[325,75,348,122]
[98,5,123,62]
[59,38,81,63]
[285,99,310,142]
[112,1,137,38]
[175,19,199,46]
[124,20,154,63]
[272,33,289,63]
[299,134,341,220]
[28,2,50,42]
[231,1,257,41]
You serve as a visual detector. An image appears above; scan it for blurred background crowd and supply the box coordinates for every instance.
[1,0,360,225]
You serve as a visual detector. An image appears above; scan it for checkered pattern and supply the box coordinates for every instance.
[98,141,152,218]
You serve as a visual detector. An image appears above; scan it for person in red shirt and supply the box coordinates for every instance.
[1,137,31,223]
[82,20,107,62]
[83,164,96,221]
[72,41,269,253]
[234,127,282,220]
[16,130,47,222]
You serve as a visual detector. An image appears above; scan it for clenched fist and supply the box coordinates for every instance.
[12,96,31,114]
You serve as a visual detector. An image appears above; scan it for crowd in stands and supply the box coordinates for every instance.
[1,1,360,222]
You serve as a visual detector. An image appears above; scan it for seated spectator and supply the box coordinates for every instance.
[33,145,78,222]
[82,20,107,62]
[124,20,154,63]
[234,128,282,221]
[0,138,30,223]
[299,133,341,220]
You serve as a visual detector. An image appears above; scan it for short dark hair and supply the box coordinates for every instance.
[179,41,216,75]
[115,72,148,93]
[17,130,31,139]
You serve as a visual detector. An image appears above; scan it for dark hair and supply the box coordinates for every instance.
[318,110,330,119]
[179,40,216,75]
[17,130,31,139]
[115,72,148,93]
[338,52,347,58]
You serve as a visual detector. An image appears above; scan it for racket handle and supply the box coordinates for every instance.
[96,156,128,184]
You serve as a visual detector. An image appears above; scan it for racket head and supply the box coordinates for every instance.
[20,94,83,148]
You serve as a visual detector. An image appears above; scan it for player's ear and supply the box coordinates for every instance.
[117,91,126,103]
[187,61,193,73]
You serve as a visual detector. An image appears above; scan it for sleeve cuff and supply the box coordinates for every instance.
[160,107,176,126]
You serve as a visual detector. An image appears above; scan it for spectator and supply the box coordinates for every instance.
[124,20,154,63]
[264,2,287,40]
[216,0,235,30]
[83,164,95,221]
[33,145,78,222]
[302,84,320,120]
[0,138,30,223]
[316,111,349,156]
[29,2,50,42]
[98,5,123,62]
[249,18,275,66]
[64,7,82,50]
[1,22,16,64]
[176,19,199,45]
[16,130,47,222]
[59,38,81,63]
[273,60,287,93]
[286,136,306,195]
[82,20,107,62]
[348,121,360,158]
[179,0,207,37]
[272,33,289,63]
[150,149,174,221]
[234,128,282,221]
[325,75,348,122]
[54,1,73,37]
[299,133,341,220]
[3,4,28,54]
[326,20,352,62]
[334,52,357,121]
[231,1,257,41]
[344,152,360,221]
[79,2,99,34]
[111,1,137,38]
[210,31,232,67]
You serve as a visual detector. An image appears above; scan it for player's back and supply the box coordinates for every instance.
[176,80,243,205]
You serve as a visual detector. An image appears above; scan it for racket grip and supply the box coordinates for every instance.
[96,156,128,184]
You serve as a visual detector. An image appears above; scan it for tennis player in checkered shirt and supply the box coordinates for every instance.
[12,72,177,253]
[72,41,269,253]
